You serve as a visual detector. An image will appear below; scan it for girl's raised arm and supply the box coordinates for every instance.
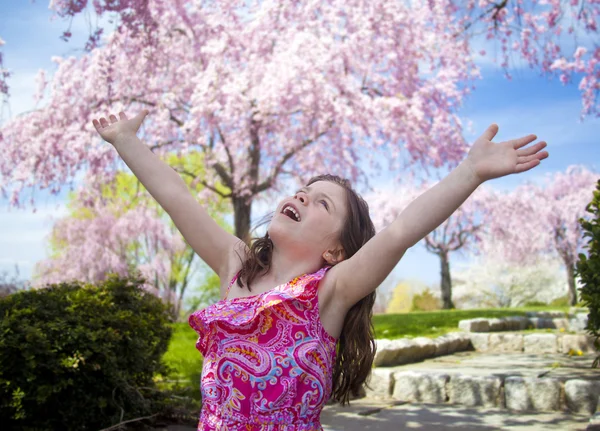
[92,111,241,279]
[328,124,549,311]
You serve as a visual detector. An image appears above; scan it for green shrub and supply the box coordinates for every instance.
[0,275,174,430]
[576,179,600,367]
[410,288,441,312]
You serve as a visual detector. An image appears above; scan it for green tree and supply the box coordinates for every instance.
[575,179,600,367]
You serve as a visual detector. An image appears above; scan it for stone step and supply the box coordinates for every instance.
[374,331,597,368]
[365,351,600,416]
[458,311,589,333]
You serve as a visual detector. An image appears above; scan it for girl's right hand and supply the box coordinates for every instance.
[92,110,148,145]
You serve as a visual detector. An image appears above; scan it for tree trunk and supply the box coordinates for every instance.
[232,196,253,243]
[556,228,578,306]
[567,261,578,306]
[171,247,196,320]
[440,251,455,309]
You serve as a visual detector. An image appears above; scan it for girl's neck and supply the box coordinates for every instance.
[264,245,323,287]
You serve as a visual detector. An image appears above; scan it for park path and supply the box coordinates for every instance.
[320,398,590,430]
[160,401,591,431]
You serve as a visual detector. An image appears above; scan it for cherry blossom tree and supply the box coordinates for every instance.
[480,165,599,305]
[1,0,481,243]
[2,1,597,119]
[371,180,496,309]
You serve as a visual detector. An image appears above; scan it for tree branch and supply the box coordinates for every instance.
[455,0,508,37]
[212,162,233,190]
[216,124,235,178]
[254,118,335,194]
[171,167,230,198]
[129,97,185,127]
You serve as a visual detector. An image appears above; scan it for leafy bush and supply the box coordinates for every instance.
[0,275,174,430]
[576,179,600,367]
[410,288,441,312]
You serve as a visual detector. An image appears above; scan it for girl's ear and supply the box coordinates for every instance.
[323,248,346,265]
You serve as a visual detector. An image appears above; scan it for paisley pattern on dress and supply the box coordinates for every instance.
[188,266,338,430]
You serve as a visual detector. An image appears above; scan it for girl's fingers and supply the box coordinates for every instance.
[517,151,549,165]
[516,141,546,157]
[515,159,540,174]
[109,114,118,123]
[517,153,540,165]
[512,134,537,150]
[119,112,127,120]
[100,117,109,128]
[92,119,100,130]
[482,124,499,142]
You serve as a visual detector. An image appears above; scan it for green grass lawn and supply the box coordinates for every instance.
[161,305,575,400]
[161,322,204,400]
[372,305,572,339]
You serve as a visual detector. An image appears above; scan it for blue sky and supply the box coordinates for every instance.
[1,1,598,297]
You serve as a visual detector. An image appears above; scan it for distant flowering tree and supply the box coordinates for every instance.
[479,165,599,305]
[33,182,187,305]
[33,152,231,317]
[371,180,496,309]
[452,255,568,308]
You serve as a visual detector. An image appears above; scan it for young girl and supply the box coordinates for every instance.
[93,110,548,430]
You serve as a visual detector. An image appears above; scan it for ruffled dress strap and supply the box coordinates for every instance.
[223,270,239,301]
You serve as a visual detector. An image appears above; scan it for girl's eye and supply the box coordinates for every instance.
[320,200,329,210]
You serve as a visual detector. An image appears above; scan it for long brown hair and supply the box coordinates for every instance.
[236,174,377,405]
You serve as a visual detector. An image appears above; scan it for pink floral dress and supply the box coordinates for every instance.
[188,266,338,430]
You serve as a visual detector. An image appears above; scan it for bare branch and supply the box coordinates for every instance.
[456,0,508,37]
[216,124,235,177]
[171,166,230,198]
[212,162,233,191]
[254,118,335,194]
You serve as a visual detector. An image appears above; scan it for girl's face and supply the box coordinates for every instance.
[268,180,348,261]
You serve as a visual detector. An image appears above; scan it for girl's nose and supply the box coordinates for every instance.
[295,194,307,204]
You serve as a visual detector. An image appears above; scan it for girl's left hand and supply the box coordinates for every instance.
[465,124,549,183]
